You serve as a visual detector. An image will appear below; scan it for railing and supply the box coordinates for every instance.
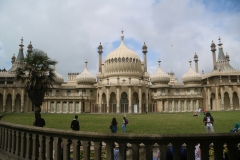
[0,121,240,160]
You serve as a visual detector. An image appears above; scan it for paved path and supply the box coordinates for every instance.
[0,152,16,160]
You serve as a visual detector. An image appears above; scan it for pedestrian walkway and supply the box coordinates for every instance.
[0,152,16,160]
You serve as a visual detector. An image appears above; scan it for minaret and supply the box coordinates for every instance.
[16,37,24,62]
[194,52,199,73]
[27,41,33,56]
[142,42,148,72]
[210,40,217,70]
[226,53,230,62]
[11,54,16,64]
[97,42,103,72]
[85,59,88,68]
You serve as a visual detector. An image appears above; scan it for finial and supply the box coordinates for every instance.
[189,59,192,67]
[121,29,124,41]
[218,36,223,47]
[21,37,23,44]
[158,59,161,67]
[85,59,88,68]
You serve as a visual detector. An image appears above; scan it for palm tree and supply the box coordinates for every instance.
[15,43,56,117]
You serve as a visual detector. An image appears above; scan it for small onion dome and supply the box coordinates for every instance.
[53,71,64,84]
[225,53,229,59]
[76,68,96,84]
[182,66,202,84]
[194,53,198,58]
[150,65,170,84]
[210,41,216,47]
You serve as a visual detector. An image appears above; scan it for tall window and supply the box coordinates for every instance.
[76,102,79,112]
[82,89,86,96]
[161,89,165,95]
[69,102,73,112]
[181,101,184,111]
[175,101,178,111]
[168,101,172,111]
[187,100,190,111]
[63,102,67,112]
[176,89,179,95]
[193,100,196,110]
[67,90,71,96]
[57,102,60,112]
[50,101,54,112]
[49,90,52,96]
[154,90,157,96]
[56,90,59,96]
[194,88,198,95]
[90,90,93,96]
[187,89,190,95]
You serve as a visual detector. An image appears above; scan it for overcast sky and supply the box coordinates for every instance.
[0,0,240,82]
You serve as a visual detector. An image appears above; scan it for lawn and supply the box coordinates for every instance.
[1,111,239,135]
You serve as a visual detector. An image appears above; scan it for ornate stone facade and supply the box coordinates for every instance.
[0,34,240,114]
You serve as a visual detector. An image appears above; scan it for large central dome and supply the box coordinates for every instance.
[104,41,143,77]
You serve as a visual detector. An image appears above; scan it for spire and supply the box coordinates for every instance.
[11,54,16,64]
[27,41,33,54]
[98,42,103,54]
[19,37,24,49]
[158,59,161,67]
[121,29,124,41]
[85,59,88,69]
[189,59,192,67]
[218,37,223,48]
[16,37,25,62]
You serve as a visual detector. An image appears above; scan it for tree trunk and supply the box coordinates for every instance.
[34,106,41,117]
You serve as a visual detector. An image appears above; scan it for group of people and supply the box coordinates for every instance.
[110,116,128,133]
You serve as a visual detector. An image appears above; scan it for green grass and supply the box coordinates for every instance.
[1,111,240,135]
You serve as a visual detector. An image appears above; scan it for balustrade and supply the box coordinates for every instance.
[0,121,240,160]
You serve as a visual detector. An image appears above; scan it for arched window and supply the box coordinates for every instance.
[82,89,86,96]
[122,57,125,62]
[194,88,198,95]
[161,89,165,95]
[48,90,52,96]
[187,89,190,95]
[118,57,121,62]
[126,57,129,62]
[154,90,157,96]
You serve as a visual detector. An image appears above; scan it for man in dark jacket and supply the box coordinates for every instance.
[71,115,80,131]
[34,114,45,127]
[203,112,214,133]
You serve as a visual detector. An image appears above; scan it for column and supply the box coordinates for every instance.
[207,87,210,110]
[215,87,219,110]
[106,87,109,113]
[12,89,15,112]
[21,89,24,112]
[46,136,53,159]
[11,130,16,155]
[82,141,90,160]
[3,89,6,112]
[117,87,120,113]
[146,88,149,113]
[186,142,195,160]
[93,141,102,160]
[173,143,181,160]
[200,142,209,160]
[221,87,224,110]
[79,101,82,113]
[172,100,175,112]
[119,143,127,160]
[214,142,224,160]
[105,142,113,160]
[25,132,32,159]
[99,88,102,113]
[165,100,168,112]
[159,144,167,160]
[15,131,21,157]
[72,139,80,160]
[229,87,233,110]
[128,87,132,113]
[184,100,187,112]
[132,143,139,159]
[145,143,153,160]
[139,87,142,113]
[32,133,39,160]
[55,101,57,113]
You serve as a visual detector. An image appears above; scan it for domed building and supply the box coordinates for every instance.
[0,34,240,114]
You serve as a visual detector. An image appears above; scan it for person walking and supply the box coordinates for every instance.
[110,117,118,133]
[71,115,80,131]
[203,112,214,133]
[122,116,126,133]
[34,114,45,127]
